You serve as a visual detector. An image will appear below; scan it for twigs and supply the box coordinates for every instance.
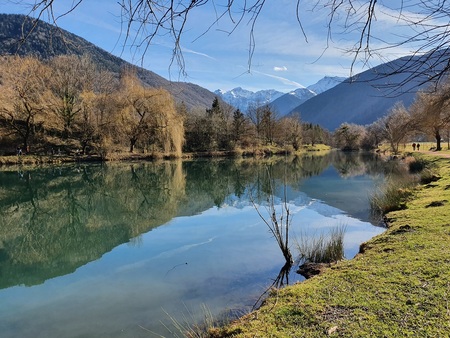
[250,165,293,266]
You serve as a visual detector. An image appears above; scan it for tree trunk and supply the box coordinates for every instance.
[435,130,442,151]
[23,128,30,153]
[129,137,137,153]
[283,249,294,266]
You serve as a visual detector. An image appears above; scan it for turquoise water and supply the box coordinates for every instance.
[0,152,387,337]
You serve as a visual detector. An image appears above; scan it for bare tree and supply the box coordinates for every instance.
[0,56,51,151]
[410,83,450,151]
[117,70,184,155]
[277,114,303,151]
[251,166,293,266]
[303,123,326,146]
[361,119,385,150]
[334,123,366,151]
[382,102,413,154]
[247,102,265,145]
[48,55,96,137]
[247,103,278,145]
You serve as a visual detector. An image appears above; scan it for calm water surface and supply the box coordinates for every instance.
[0,152,389,337]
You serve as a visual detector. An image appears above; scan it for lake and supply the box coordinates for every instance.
[0,151,389,337]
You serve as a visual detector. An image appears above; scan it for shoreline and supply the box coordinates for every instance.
[0,145,331,168]
[211,152,450,337]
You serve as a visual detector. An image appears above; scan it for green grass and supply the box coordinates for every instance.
[212,153,450,337]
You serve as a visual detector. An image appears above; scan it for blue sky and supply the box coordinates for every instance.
[2,1,422,92]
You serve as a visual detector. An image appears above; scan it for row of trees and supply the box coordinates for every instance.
[183,98,328,153]
[4,55,449,158]
[334,80,450,153]
[0,55,329,157]
[0,55,184,157]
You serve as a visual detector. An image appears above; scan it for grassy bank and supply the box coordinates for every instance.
[0,144,331,167]
[212,153,450,337]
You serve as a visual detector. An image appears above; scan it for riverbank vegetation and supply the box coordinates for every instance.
[5,54,448,164]
[0,55,330,162]
[369,154,439,216]
[333,78,450,153]
[210,153,450,337]
[297,225,346,265]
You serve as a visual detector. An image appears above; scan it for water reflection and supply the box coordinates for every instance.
[0,162,186,289]
[252,262,293,310]
[0,152,389,291]
[0,151,393,337]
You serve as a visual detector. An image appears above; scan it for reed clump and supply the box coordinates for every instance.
[370,155,439,217]
[407,156,440,184]
[370,176,416,216]
[159,303,237,338]
[297,225,346,264]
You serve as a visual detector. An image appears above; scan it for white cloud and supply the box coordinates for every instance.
[274,66,288,72]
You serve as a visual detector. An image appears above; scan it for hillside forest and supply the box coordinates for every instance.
[0,54,449,159]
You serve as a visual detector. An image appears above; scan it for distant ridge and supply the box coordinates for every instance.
[269,88,316,117]
[215,77,345,116]
[290,53,449,130]
[214,87,284,111]
[307,76,346,95]
[0,13,218,109]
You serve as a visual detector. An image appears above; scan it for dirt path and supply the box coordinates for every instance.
[420,150,450,158]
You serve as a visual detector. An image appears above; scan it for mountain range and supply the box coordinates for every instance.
[214,76,345,116]
[0,13,446,131]
[217,54,447,131]
[292,53,448,130]
[214,87,284,112]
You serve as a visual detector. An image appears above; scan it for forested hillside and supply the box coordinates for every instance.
[0,14,217,109]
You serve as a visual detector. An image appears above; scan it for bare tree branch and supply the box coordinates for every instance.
[12,0,450,86]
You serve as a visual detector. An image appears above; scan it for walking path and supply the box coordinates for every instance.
[421,150,450,158]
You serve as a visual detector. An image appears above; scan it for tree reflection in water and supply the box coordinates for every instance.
[0,151,390,290]
[252,262,292,311]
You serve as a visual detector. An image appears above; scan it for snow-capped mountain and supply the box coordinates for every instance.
[270,87,316,117]
[290,87,317,100]
[214,87,284,111]
[215,76,345,114]
[307,76,347,95]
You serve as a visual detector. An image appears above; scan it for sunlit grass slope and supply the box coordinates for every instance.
[213,153,450,337]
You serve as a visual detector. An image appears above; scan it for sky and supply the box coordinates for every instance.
[1,0,425,93]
